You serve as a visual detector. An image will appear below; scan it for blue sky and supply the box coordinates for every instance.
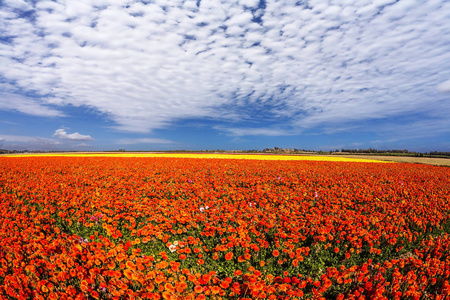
[1,0,449,152]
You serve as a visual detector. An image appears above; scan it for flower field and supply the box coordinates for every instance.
[1,155,450,299]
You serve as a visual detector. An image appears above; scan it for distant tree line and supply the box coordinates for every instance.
[261,147,315,154]
[0,149,32,154]
[0,149,72,154]
[428,151,450,157]
[341,148,409,154]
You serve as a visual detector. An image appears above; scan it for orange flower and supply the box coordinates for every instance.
[253,282,264,291]
[220,281,230,289]
[116,253,127,262]
[126,261,136,270]
[123,269,133,279]
[155,275,165,284]
[6,155,450,299]
[164,283,175,292]
[177,281,188,292]
[210,286,221,294]
[91,291,99,299]
[107,261,116,270]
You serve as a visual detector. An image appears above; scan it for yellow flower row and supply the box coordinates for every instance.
[5,152,391,163]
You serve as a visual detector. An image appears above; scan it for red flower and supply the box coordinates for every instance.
[225,252,233,260]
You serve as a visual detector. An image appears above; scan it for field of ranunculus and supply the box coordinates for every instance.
[1,156,450,300]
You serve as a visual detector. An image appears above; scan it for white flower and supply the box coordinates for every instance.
[200,206,209,212]
[169,244,177,252]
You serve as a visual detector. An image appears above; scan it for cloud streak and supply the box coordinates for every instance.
[437,80,450,93]
[0,0,449,137]
[0,134,62,150]
[118,138,174,145]
[215,126,292,137]
[0,132,97,150]
[0,92,64,117]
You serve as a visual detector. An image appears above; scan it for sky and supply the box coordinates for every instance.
[1,0,449,152]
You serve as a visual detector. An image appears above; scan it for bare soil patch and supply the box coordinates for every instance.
[326,155,450,166]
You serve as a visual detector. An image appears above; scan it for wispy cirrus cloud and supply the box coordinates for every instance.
[0,131,96,150]
[0,134,62,150]
[0,92,64,117]
[118,138,174,145]
[215,126,292,137]
[74,143,93,148]
[437,80,450,93]
[0,0,449,138]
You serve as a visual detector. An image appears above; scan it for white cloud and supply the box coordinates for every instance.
[118,138,174,145]
[0,0,449,136]
[3,0,32,11]
[0,135,37,143]
[437,80,450,93]
[2,135,55,145]
[216,126,292,137]
[0,120,19,125]
[0,92,65,117]
[239,0,260,9]
[373,0,397,8]
[74,143,93,148]
[53,129,94,141]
